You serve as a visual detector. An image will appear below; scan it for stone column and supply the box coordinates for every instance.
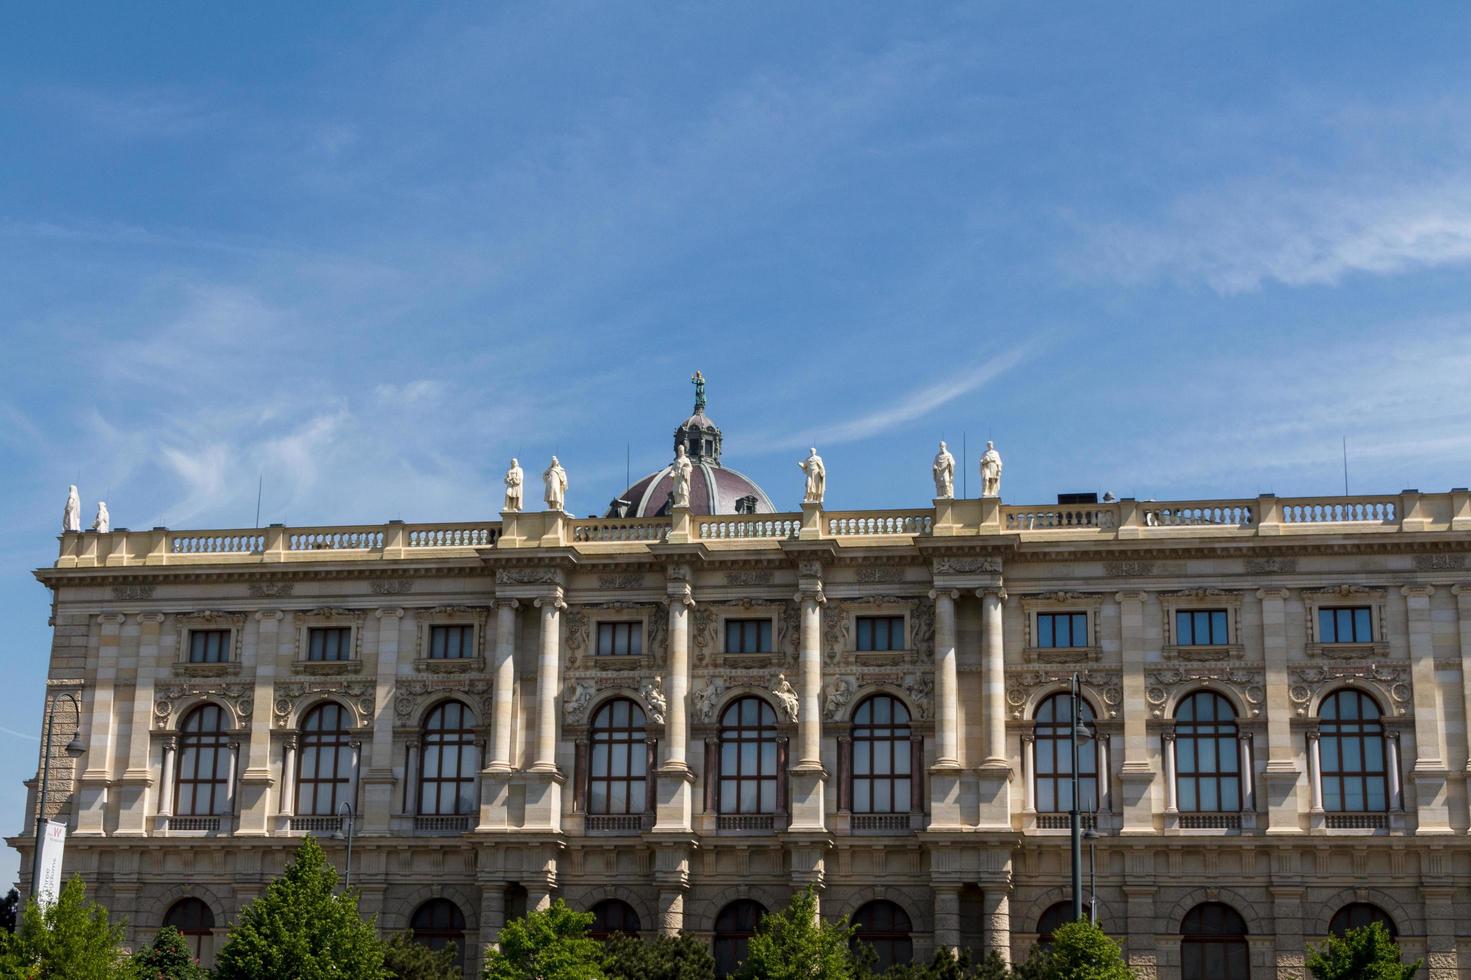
[1238,733,1255,813]
[1386,731,1403,811]
[1097,735,1112,814]
[657,888,686,937]
[278,737,297,816]
[928,589,963,830]
[225,741,240,823]
[404,740,420,815]
[1423,887,1459,980]
[158,738,177,818]
[478,883,506,953]
[77,612,125,834]
[982,883,1011,965]
[488,600,519,770]
[238,609,282,835]
[980,590,1007,766]
[1405,585,1451,832]
[656,567,696,832]
[1454,585,1471,782]
[362,607,404,834]
[1162,733,1177,814]
[1116,591,1154,833]
[117,611,164,835]
[932,884,961,953]
[1257,587,1301,834]
[1306,732,1323,815]
[789,573,827,832]
[1021,735,1036,817]
[524,593,565,831]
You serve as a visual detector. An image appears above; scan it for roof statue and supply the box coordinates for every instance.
[503,458,524,513]
[932,440,955,499]
[544,456,567,512]
[980,441,1003,498]
[62,485,81,533]
[606,372,775,518]
[92,501,111,534]
[798,447,826,504]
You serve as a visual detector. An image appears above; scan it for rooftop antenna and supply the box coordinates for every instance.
[1342,436,1350,496]
[255,473,263,528]
[962,431,968,498]
[626,442,631,489]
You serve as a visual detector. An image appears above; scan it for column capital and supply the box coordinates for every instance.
[138,611,167,624]
[1305,730,1319,743]
[667,582,696,607]
[1162,731,1175,744]
[976,587,1007,602]
[1114,590,1146,603]
[98,612,126,627]
[1401,584,1436,599]
[374,607,405,619]
[1256,587,1292,600]
[534,593,568,611]
[162,736,177,752]
[254,609,285,622]
[491,598,521,611]
[794,585,826,606]
[929,588,960,602]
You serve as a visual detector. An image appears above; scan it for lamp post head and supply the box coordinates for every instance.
[64,737,85,758]
[1083,827,1099,842]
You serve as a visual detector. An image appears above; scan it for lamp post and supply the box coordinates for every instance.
[30,691,85,898]
[334,801,356,889]
[1084,826,1099,924]
[1069,673,1083,922]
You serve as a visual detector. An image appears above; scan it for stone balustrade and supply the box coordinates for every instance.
[53,489,1471,567]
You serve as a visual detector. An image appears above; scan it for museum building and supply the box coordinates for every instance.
[15,378,1471,979]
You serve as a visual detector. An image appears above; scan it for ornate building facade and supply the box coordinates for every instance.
[14,393,1471,979]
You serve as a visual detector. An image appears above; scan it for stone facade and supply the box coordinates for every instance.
[14,489,1471,978]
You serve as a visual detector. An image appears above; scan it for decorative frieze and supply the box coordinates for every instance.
[725,570,774,587]
[154,682,253,729]
[598,573,646,590]
[1288,664,1410,717]
[1145,667,1264,719]
[369,578,415,595]
[275,681,376,728]
[1245,558,1297,574]
[392,678,493,725]
[247,582,294,598]
[1006,669,1122,719]
[855,566,905,584]
[1412,554,1465,571]
[112,584,156,601]
[495,568,560,586]
[934,557,1001,575]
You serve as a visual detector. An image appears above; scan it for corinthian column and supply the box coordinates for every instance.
[797,588,824,767]
[488,600,519,772]
[656,566,696,832]
[980,589,1007,767]
[931,589,960,767]
[530,593,565,773]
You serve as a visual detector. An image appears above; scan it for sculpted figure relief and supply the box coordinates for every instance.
[503,458,524,512]
[671,445,693,508]
[92,501,111,534]
[980,440,1003,498]
[773,673,800,723]
[62,485,81,533]
[932,440,955,499]
[543,456,568,512]
[642,675,668,725]
[797,447,826,504]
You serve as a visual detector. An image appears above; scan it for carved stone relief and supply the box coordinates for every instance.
[1005,670,1122,719]
[598,573,646,589]
[275,681,376,728]
[247,582,294,598]
[1413,554,1466,570]
[370,579,415,595]
[154,682,254,729]
[1288,664,1410,717]
[1245,558,1297,574]
[495,568,559,586]
[934,557,1001,575]
[393,678,494,725]
[1145,668,1264,719]
[855,566,905,584]
[725,570,774,587]
[112,584,156,600]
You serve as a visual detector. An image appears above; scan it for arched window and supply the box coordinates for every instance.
[589,899,641,939]
[419,701,478,816]
[1319,690,1388,812]
[852,695,912,814]
[1036,902,1074,946]
[176,704,230,817]
[714,900,766,978]
[163,897,215,961]
[1033,693,1097,813]
[851,900,913,970]
[1329,903,1396,938]
[719,698,778,814]
[589,699,648,815]
[296,702,353,816]
[1181,903,1249,980]
[411,899,466,969]
[1175,692,1240,812]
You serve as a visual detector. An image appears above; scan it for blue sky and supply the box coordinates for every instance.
[4,2,1471,886]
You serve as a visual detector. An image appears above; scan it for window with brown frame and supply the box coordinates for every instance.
[306,627,352,662]
[188,629,231,664]
[718,698,778,814]
[175,704,230,816]
[295,702,353,815]
[1329,903,1396,938]
[855,616,904,651]
[1174,691,1240,813]
[419,700,478,816]
[1180,903,1249,980]
[724,619,773,654]
[1319,689,1388,812]
[714,900,767,979]
[851,901,913,970]
[163,898,215,961]
[411,899,466,969]
[589,899,642,940]
[427,624,474,660]
[595,622,643,657]
[1033,693,1097,813]
[851,695,912,813]
[588,698,647,815]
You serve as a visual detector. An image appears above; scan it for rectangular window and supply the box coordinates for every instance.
[307,627,352,662]
[855,615,905,651]
[1175,609,1230,646]
[724,619,773,654]
[187,629,230,664]
[1319,606,1373,644]
[596,622,643,657]
[1037,612,1089,649]
[428,624,474,660]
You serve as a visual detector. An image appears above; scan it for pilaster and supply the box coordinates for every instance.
[362,607,404,834]
[1405,585,1451,833]
[76,611,124,835]
[1258,588,1302,834]
[237,610,281,836]
[1116,591,1154,834]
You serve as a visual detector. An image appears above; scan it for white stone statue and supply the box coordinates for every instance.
[62,485,81,533]
[92,501,111,534]
[642,675,668,725]
[980,440,1003,498]
[773,673,800,723]
[543,456,567,512]
[503,458,524,512]
[671,445,693,508]
[694,676,726,722]
[797,447,826,504]
[565,682,594,723]
[932,440,955,499]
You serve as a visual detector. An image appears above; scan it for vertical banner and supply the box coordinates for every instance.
[37,820,66,908]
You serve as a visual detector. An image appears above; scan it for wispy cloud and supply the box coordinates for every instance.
[35,84,223,139]
[744,346,1029,454]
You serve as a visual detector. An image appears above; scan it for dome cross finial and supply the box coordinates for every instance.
[691,370,706,415]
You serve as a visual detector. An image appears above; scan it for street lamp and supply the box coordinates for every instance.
[1083,826,1099,924]
[333,801,356,889]
[1068,672,1097,923]
[30,691,85,898]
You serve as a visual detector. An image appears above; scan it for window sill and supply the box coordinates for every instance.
[172,661,243,677]
[1022,646,1101,665]
[586,654,649,671]
[716,813,779,833]
[1306,643,1388,661]
[413,656,486,674]
[292,659,364,675]
[1163,645,1244,662]
[718,653,778,668]
[853,649,915,665]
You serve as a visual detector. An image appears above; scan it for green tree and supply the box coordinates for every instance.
[1306,922,1420,980]
[603,933,715,980]
[128,924,208,980]
[213,835,388,980]
[876,948,1011,980]
[739,888,863,980]
[482,899,605,980]
[0,891,18,934]
[383,931,463,980]
[0,875,128,979]
[1012,920,1131,980]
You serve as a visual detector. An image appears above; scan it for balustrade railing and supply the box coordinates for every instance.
[717,814,776,832]
[696,515,802,540]
[1280,497,1398,524]
[570,518,670,543]
[289,815,343,833]
[406,524,498,548]
[1324,812,1389,830]
[825,511,932,536]
[1036,813,1097,831]
[289,527,384,551]
[1005,505,1118,531]
[1143,501,1255,527]
[170,531,265,555]
[1178,813,1242,830]
[413,814,472,833]
[850,813,912,833]
[585,814,644,834]
[165,815,222,832]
